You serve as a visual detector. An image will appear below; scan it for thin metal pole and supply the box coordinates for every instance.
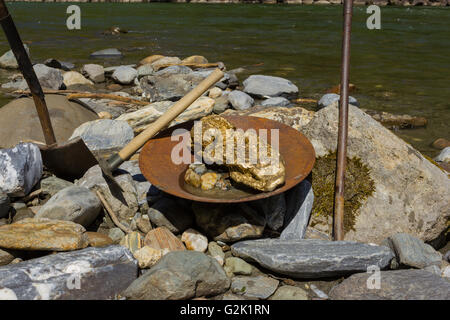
[0,0,56,146]
[333,0,353,241]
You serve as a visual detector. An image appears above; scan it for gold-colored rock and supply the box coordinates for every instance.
[200,172,218,190]
[189,115,286,192]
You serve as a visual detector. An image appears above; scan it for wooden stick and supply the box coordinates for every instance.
[95,190,132,234]
[152,62,222,72]
[67,93,149,106]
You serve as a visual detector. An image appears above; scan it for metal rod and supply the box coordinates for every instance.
[0,0,57,146]
[333,0,353,241]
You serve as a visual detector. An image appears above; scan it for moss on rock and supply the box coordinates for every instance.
[310,152,375,235]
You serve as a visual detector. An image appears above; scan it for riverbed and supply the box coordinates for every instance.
[0,3,448,156]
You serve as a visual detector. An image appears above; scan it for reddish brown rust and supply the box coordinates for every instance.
[139,115,316,203]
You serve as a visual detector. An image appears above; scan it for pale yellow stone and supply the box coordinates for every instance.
[181,228,208,252]
[133,246,168,269]
[139,55,164,66]
[63,71,94,87]
[208,87,222,99]
[182,55,208,65]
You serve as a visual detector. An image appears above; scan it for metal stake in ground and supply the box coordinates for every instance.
[333,0,353,241]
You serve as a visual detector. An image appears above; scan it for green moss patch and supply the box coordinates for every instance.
[310,152,375,235]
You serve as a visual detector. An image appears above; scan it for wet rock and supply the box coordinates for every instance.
[0,45,30,69]
[181,228,208,252]
[0,245,137,300]
[243,75,298,99]
[0,143,43,197]
[112,66,137,85]
[123,251,230,300]
[108,228,126,244]
[0,218,88,251]
[33,64,64,90]
[147,197,193,234]
[76,165,139,223]
[63,71,93,87]
[269,285,308,300]
[182,55,208,64]
[35,186,102,228]
[231,276,279,299]
[228,90,254,110]
[431,138,450,150]
[40,176,74,196]
[435,147,450,163]
[0,248,14,266]
[260,96,292,107]
[192,202,266,242]
[303,103,450,244]
[224,257,252,277]
[90,48,123,59]
[386,233,442,268]
[281,180,314,240]
[1,77,27,91]
[143,227,186,252]
[81,64,105,83]
[132,246,167,269]
[329,269,450,300]
[150,56,182,71]
[222,106,314,131]
[231,239,394,279]
[317,93,359,109]
[207,241,225,266]
[0,193,10,219]
[86,232,113,248]
[69,119,134,152]
[117,97,214,134]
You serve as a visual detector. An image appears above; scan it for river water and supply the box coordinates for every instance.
[0,3,448,156]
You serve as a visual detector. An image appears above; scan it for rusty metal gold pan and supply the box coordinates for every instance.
[139,115,316,203]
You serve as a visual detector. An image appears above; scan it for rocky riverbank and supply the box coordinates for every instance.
[0,47,449,300]
[4,0,450,6]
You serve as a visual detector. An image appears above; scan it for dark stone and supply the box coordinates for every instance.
[0,245,138,300]
[329,269,450,300]
[231,239,394,278]
[123,251,230,300]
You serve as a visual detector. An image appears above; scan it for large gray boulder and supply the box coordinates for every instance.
[35,186,102,228]
[123,251,230,300]
[69,119,134,152]
[243,75,299,99]
[231,239,394,279]
[0,143,43,197]
[0,246,138,300]
[260,96,292,107]
[228,90,254,111]
[302,103,450,244]
[329,269,450,300]
[0,45,30,69]
[32,64,64,90]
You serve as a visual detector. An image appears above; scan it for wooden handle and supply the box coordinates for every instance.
[118,68,224,161]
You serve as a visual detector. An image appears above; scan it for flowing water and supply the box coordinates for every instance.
[0,3,448,156]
